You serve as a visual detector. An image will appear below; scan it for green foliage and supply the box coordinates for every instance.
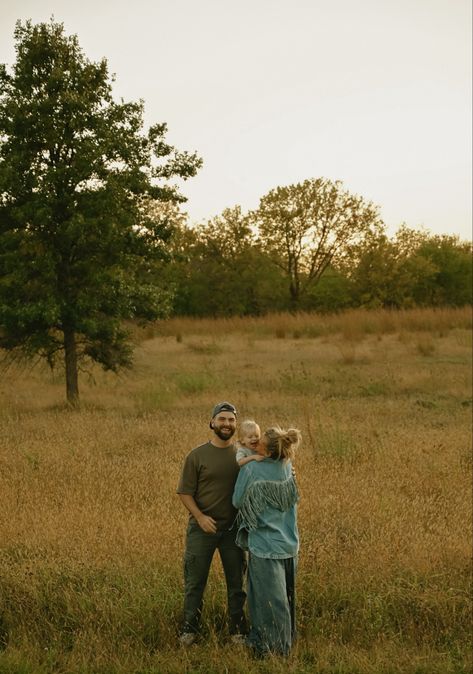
[157,199,470,319]
[252,178,383,307]
[165,206,288,316]
[0,20,201,402]
[347,226,472,309]
[414,235,472,306]
[160,214,471,316]
[302,266,353,312]
[346,226,434,308]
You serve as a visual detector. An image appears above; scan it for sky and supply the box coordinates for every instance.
[0,0,471,240]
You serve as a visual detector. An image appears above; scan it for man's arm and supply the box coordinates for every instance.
[178,493,217,534]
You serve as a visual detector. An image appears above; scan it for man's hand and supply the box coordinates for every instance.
[178,494,218,533]
[197,513,217,534]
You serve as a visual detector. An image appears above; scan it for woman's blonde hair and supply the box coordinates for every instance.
[263,426,301,462]
[238,419,259,440]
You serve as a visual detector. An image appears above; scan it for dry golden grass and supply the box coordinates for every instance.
[141,306,472,340]
[0,308,471,673]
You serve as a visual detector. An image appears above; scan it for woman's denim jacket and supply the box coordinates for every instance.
[232,458,299,559]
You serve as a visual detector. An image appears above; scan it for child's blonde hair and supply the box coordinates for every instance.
[263,426,301,462]
[238,419,259,440]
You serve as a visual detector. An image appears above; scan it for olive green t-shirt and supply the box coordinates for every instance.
[177,441,240,530]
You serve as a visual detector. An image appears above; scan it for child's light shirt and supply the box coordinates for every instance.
[236,444,258,463]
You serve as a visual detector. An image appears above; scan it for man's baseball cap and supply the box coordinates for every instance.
[211,401,237,419]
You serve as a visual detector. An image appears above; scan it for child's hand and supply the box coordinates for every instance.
[254,455,265,462]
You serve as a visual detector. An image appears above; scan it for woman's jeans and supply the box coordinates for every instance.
[183,521,247,635]
[246,553,297,656]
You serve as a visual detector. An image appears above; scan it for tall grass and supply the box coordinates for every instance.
[139,306,472,341]
[0,308,471,673]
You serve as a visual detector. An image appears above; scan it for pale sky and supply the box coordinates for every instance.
[1,0,471,239]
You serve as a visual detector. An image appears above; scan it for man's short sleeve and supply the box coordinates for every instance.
[177,450,198,494]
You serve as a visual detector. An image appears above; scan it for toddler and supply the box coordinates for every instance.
[236,419,265,467]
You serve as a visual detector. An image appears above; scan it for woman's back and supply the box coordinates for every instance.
[233,458,299,559]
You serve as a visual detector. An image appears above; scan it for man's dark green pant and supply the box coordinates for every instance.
[183,521,247,635]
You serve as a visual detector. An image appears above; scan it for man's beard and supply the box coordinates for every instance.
[213,426,235,441]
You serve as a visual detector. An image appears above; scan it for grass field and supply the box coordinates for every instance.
[0,308,471,673]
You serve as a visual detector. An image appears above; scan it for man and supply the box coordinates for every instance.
[177,401,247,646]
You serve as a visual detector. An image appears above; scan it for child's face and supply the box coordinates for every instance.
[240,425,261,451]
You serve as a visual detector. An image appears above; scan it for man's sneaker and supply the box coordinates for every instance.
[230,633,247,645]
[179,631,197,647]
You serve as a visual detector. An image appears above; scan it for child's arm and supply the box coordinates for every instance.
[237,454,265,466]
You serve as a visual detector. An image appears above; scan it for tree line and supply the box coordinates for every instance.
[159,204,471,317]
[0,20,471,403]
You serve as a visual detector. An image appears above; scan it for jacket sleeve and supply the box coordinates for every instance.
[232,465,252,508]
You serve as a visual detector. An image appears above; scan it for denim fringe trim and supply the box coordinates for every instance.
[236,477,299,531]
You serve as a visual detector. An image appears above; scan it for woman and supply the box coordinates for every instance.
[232,426,301,657]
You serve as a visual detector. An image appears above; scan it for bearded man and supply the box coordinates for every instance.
[177,402,248,645]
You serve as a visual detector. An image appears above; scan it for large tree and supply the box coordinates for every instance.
[252,178,382,307]
[0,20,201,404]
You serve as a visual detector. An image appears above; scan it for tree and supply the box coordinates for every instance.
[415,234,472,306]
[165,206,288,316]
[347,226,472,309]
[252,178,382,307]
[302,265,353,313]
[347,226,437,308]
[182,206,259,316]
[0,20,201,404]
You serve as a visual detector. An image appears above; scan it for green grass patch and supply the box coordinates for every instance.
[311,421,357,460]
[135,387,176,412]
[173,372,216,395]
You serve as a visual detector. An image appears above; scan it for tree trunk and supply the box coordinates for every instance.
[289,280,300,311]
[64,327,79,406]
